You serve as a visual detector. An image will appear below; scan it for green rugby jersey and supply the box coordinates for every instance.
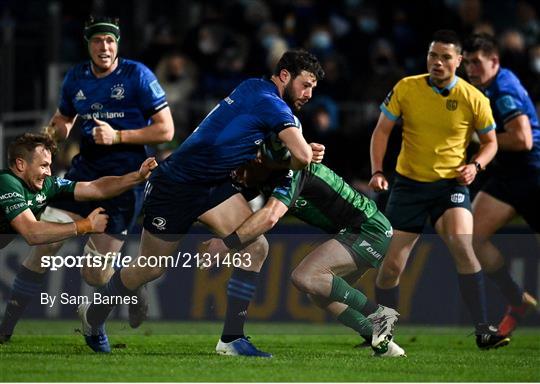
[270,163,378,233]
[0,170,76,234]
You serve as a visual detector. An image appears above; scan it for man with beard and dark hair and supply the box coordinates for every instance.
[77,50,325,356]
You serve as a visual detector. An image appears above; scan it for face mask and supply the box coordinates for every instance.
[262,35,278,49]
[199,39,217,54]
[532,57,540,73]
[358,17,378,34]
[311,32,332,50]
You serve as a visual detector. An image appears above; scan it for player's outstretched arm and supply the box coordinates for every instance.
[43,109,76,142]
[74,157,157,201]
[93,107,174,145]
[10,207,108,245]
[369,113,395,192]
[203,197,289,258]
[279,127,312,170]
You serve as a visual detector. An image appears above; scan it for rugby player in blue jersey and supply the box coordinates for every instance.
[463,33,539,337]
[77,50,325,355]
[0,16,174,342]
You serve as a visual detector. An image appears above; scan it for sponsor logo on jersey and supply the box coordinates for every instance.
[359,239,382,259]
[385,227,393,238]
[152,217,167,230]
[450,193,465,203]
[294,199,308,208]
[80,111,125,120]
[75,90,86,101]
[110,84,125,100]
[91,103,103,110]
[254,139,263,145]
[0,192,23,200]
[446,99,458,111]
[5,202,26,214]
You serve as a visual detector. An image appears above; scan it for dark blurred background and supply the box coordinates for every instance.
[1,0,539,187]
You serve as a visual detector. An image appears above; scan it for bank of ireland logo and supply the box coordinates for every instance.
[111,84,125,100]
[446,99,458,111]
[152,217,166,230]
[450,193,465,203]
[91,103,103,111]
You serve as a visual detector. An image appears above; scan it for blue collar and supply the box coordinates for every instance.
[427,75,458,95]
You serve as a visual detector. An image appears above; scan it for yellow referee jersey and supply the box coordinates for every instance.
[380,74,495,182]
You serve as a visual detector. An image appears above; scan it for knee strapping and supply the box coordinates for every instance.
[83,239,115,268]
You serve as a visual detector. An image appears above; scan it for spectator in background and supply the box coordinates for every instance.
[499,29,529,79]
[515,1,540,47]
[316,53,351,101]
[155,51,197,140]
[526,44,540,107]
[352,39,405,127]
[473,21,496,37]
[456,0,483,36]
[308,24,335,59]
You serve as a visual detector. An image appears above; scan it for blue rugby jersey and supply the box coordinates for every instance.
[58,58,168,178]
[484,68,540,172]
[156,78,298,182]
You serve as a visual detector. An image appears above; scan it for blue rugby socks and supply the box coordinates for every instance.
[221,268,259,343]
[0,266,46,339]
[87,269,136,327]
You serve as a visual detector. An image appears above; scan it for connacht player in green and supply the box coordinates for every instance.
[205,158,405,357]
[0,133,156,341]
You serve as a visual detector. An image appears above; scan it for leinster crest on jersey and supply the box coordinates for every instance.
[110,84,125,100]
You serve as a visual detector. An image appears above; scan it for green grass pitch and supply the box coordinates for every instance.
[0,320,538,382]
